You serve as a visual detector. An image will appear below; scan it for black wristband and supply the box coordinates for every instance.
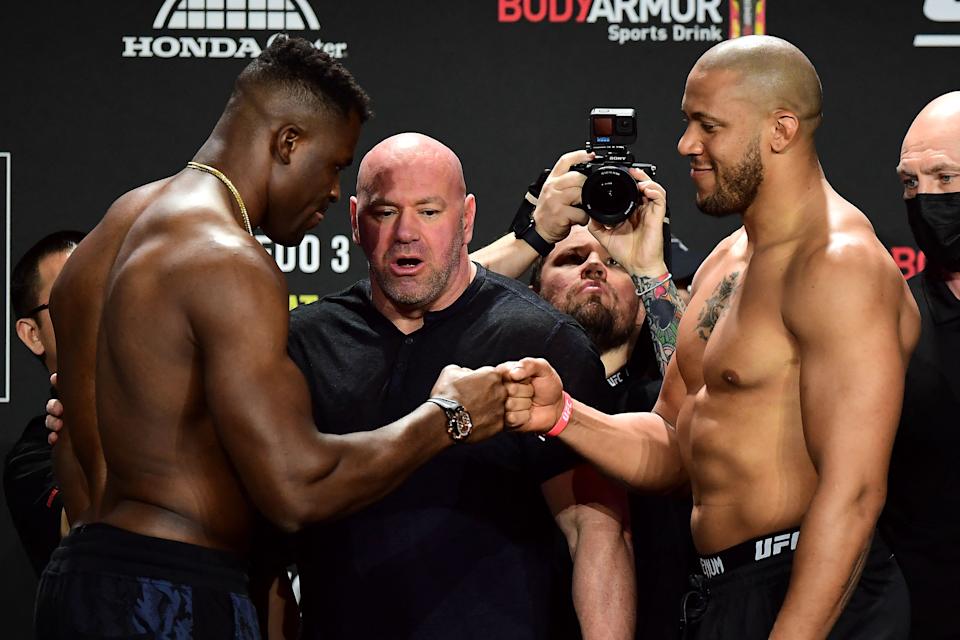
[509,169,555,257]
[517,223,554,257]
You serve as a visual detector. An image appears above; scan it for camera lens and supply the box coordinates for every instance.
[615,116,635,135]
[581,166,641,226]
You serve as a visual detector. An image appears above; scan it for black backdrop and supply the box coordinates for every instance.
[1,1,957,635]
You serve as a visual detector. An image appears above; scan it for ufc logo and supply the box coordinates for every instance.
[924,0,960,21]
[754,531,800,561]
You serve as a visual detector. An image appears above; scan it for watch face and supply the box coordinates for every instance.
[449,409,473,441]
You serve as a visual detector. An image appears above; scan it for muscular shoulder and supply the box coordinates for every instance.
[782,211,908,337]
[108,179,172,217]
[690,226,746,295]
[174,233,284,303]
[793,224,899,293]
[51,179,179,317]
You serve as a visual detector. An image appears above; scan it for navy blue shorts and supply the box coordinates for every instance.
[35,523,260,639]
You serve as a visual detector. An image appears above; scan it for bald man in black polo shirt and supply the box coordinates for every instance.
[286,132,634,639]
[881,91,960,640]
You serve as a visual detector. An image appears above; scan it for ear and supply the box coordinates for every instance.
[771,110,800,153]
[462,194,477,247]
[15,318,44,357]
[273,124,302,165]
[634,302,647,327]
[350,196,361,245]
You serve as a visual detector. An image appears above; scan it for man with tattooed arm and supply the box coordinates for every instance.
[472,155,692,639]
[502,35,919,638]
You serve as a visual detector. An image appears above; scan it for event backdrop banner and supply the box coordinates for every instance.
[1,1,958,635]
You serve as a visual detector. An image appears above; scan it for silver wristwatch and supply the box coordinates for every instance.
[427,396,474,442]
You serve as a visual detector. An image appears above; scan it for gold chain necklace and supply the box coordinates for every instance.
[185,161,253,236]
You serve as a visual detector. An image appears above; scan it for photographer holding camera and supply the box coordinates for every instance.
[473,110,684,381]
[476,109,671,293]
[473,111,692,639]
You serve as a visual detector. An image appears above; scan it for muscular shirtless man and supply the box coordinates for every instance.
[37,37,513,639]
[502,35,919,639]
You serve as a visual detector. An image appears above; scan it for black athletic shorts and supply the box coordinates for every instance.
[35,522,260,639]
[680,528,910,640]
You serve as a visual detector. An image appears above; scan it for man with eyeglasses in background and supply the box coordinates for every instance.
[5,231,84,575]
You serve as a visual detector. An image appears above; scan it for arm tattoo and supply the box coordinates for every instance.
[696,271,740,342]
[636,275,686,376]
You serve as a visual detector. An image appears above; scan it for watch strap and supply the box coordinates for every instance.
[509,169,555,258]
[426,396,460,412]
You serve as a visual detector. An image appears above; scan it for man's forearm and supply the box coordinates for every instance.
[636,275,685,376]
[571,518,636,639]
[288,403,455,526]
[469,232,539,279]
[769,484,883,639]
[548,467,636,640]
[559,401,685,493]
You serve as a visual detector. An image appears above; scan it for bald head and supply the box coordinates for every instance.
[350,133,477,314]
[694,35,822,127]
[898,92,960,196]
[903,92,960,154]
[358,133,466,199]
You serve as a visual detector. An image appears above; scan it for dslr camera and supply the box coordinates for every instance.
[571,108,656,226]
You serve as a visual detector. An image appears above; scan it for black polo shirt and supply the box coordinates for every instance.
[287,265,611,640]
[3,414,62,576]
[607,346,696,640]
[607,328,661,416]
[881,270,960,640]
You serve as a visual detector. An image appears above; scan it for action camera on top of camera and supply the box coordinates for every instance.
[571,108,657,226]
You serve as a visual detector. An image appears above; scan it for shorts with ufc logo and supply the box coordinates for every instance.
[680,529,909,639]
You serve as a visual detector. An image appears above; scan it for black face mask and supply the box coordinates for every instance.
[906,192,960,272]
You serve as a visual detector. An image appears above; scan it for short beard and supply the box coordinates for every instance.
[565,298,633,353]
[697,136,764,217]
[373,220,464,308]
[375,267,449,307]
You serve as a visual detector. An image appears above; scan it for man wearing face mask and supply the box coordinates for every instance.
[880,91,960,640]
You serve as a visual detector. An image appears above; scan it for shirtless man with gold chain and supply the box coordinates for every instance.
[37,37,515,639]
[503,35,919,639]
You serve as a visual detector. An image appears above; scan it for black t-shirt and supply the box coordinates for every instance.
[880,270,960,640]
[287,265,611,640]
[608,348,696,640]
[3,414,62,576]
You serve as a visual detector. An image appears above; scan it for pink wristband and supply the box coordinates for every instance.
[545,392,574,437]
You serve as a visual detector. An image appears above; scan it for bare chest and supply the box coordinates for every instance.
[676,259,799,395]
